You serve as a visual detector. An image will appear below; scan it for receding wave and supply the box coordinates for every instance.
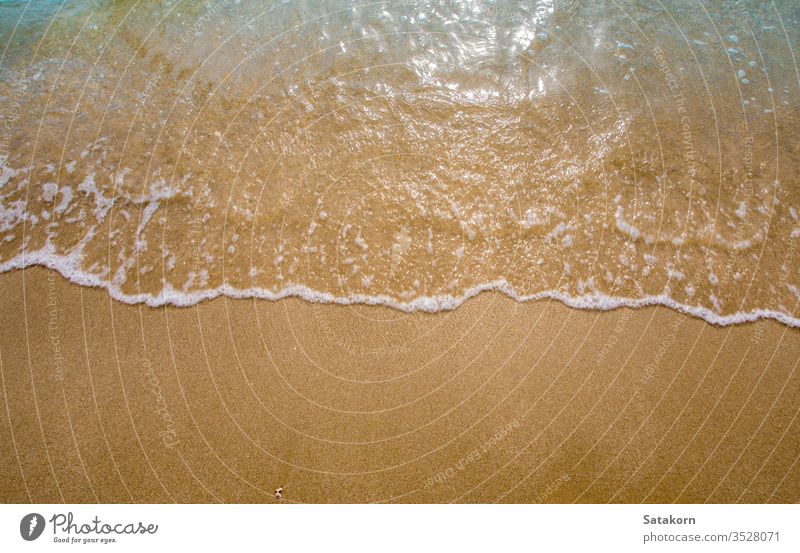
[1,0,798,326]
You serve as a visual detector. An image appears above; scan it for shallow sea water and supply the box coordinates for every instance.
[0,0,798,325]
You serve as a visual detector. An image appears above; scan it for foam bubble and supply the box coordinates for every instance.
[2,251,798,328]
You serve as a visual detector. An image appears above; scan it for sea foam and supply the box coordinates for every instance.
[2,248,798,328]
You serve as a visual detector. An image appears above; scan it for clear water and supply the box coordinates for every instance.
[0,0,798,325]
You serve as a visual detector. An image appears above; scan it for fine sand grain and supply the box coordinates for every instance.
[1,267,797,503]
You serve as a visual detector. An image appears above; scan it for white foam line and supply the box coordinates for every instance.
[2,250,798,328]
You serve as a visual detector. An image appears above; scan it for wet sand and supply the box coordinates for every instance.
[0,267,797,503]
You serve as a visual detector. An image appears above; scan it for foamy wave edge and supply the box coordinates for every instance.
[2,250,798,328]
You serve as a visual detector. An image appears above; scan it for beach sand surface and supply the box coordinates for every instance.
[0,267,798,503]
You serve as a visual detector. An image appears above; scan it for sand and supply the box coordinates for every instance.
[0,266,797,503]
[1,0,799,506]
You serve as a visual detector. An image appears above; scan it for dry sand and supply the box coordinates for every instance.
[0,267,798,503]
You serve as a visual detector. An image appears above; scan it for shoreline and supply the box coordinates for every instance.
[2,257,798,328]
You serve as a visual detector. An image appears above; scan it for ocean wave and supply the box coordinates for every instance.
[4,249,798,328]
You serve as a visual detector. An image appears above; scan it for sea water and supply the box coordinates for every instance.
[0,0,798,325]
